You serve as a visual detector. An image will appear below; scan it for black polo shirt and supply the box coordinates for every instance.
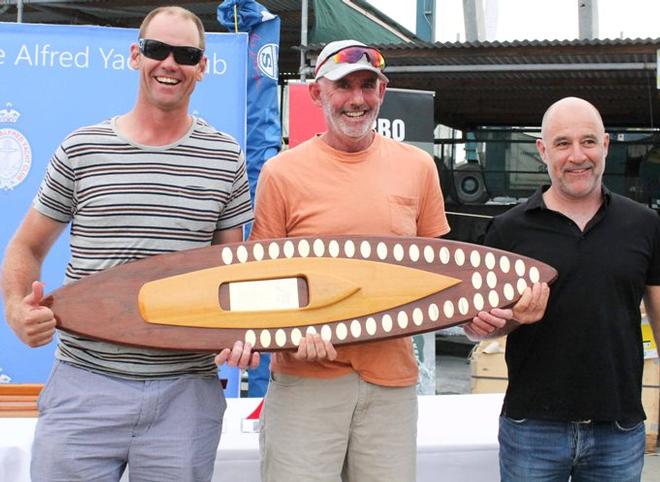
[484,186,660,422]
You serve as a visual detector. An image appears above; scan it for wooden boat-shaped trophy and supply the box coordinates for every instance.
[42,236,557,352]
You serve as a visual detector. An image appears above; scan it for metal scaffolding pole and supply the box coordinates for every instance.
[578,0,599,39]
[300,0,309,81]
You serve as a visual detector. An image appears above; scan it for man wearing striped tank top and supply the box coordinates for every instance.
[1,6,258,482]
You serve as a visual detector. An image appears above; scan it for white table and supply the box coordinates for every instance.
[416,394,502,481]
[1,393,503,482]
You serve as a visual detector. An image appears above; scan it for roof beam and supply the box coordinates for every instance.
[0,0,205,4]
[386,62,655,73]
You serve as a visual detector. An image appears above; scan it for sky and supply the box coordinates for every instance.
[365,0,660,42]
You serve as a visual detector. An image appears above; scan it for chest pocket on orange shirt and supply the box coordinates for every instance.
[387,194,418,236]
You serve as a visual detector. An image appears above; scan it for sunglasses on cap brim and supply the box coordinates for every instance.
[138,38,204,66]
[315,46,386,76]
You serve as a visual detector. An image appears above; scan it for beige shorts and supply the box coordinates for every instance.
[259,371,417,482]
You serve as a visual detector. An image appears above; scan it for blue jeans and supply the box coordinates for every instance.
[499,416,646,482]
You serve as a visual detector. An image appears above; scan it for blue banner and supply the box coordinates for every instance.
[218,0,282,397]
[217,0,281,201]
[0,23,248,395]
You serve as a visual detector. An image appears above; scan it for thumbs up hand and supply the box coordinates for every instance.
[6,281,57,348]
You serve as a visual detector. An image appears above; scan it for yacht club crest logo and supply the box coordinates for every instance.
[0,103,32,191]
[257,43,278,80]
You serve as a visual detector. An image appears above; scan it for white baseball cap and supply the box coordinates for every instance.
[314,39,388,82]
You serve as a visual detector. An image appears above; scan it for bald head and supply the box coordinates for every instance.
[541,97,605,141]
[536,96,609,205]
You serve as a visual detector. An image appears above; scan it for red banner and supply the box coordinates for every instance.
[288,82,326,147]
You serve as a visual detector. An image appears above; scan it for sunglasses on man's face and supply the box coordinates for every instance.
[138,38,203,66]
[315,46,385,76]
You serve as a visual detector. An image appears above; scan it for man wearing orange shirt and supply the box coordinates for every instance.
[250,40,449,482]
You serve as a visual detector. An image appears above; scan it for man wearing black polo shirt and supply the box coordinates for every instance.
[466,96,660,481]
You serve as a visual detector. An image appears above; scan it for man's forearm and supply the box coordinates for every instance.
[1,239,43,316]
